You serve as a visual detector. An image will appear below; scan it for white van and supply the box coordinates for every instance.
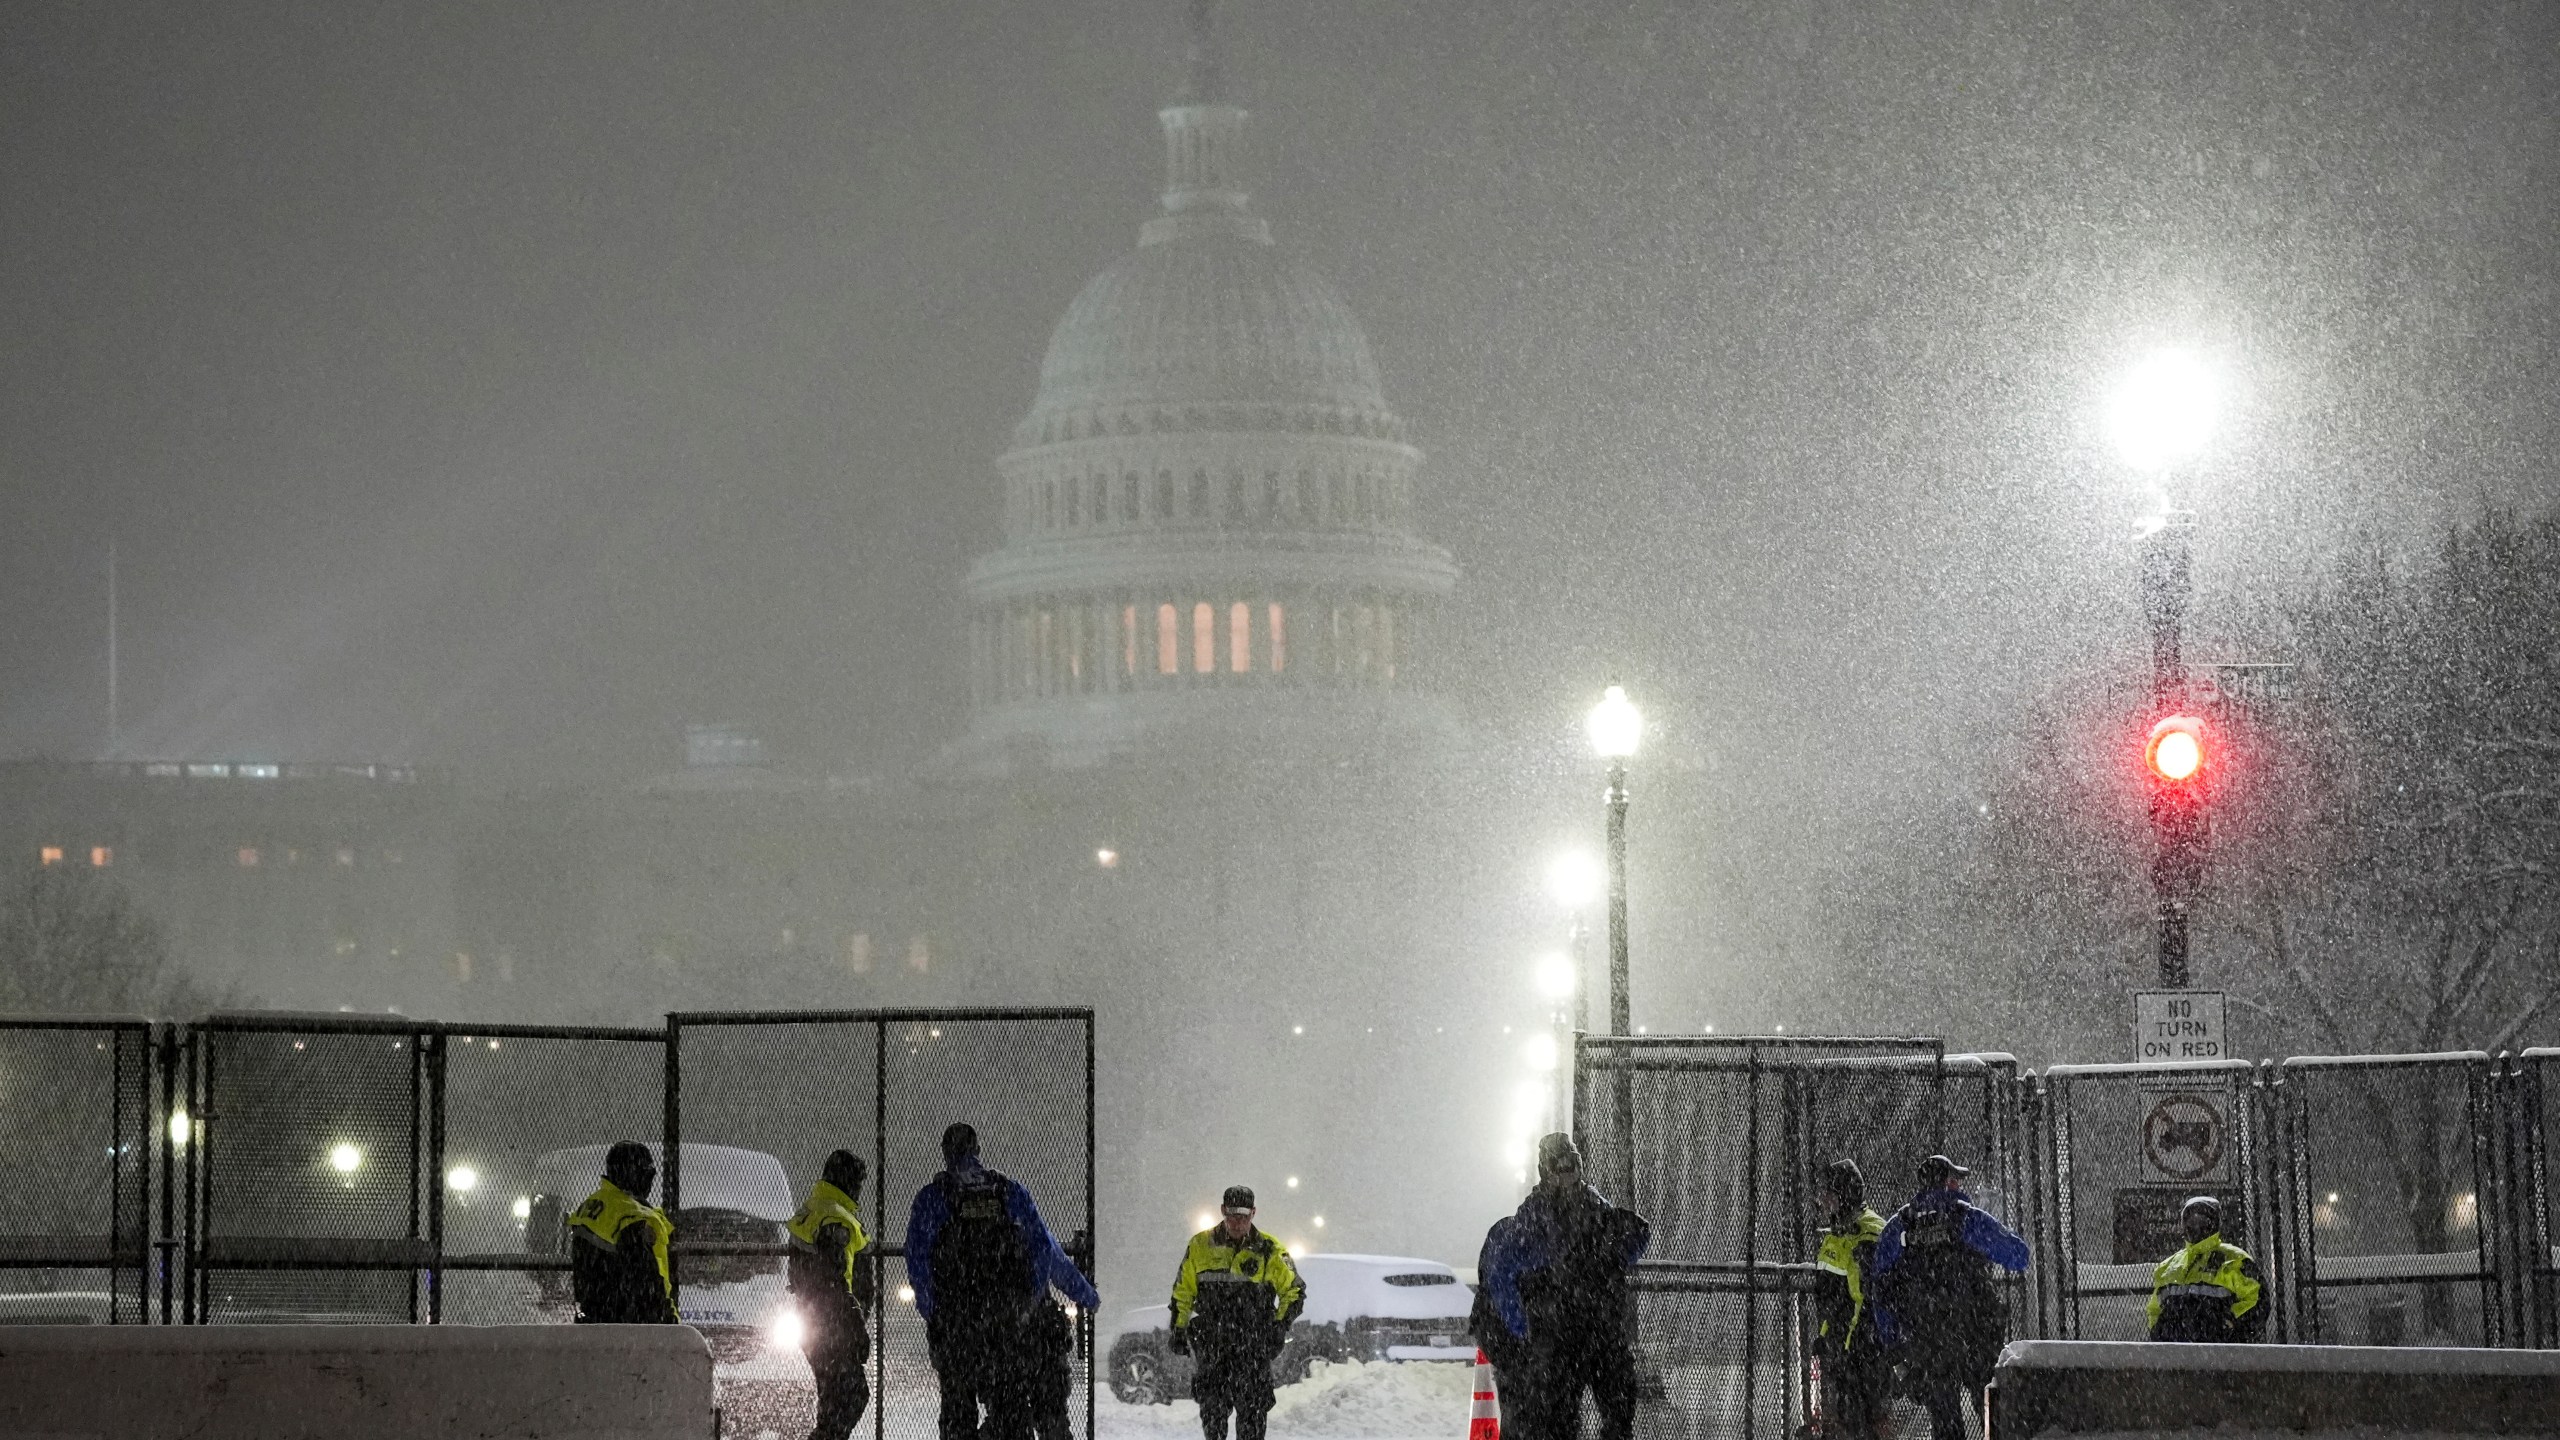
[528,1142,797,1363]
[1108,1253,1476,1405]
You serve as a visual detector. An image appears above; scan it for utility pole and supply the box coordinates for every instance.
[2139,513,2204,988]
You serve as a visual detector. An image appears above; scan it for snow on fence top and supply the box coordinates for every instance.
[2041,1057,2255,1079]
[1998,1339,2560,1377]
[2280,1050,2491,1069]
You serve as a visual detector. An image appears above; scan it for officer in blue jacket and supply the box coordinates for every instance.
[1481,1134,1651,1440]
[1874,1156,2029,1440]
[906,1123,1100,1440]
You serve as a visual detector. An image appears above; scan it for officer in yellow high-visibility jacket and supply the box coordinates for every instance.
[570,1141,677,1324]
[2147,1196,2264,1343]
[1170,1187,1305,1440]
[1809,1159,1894,1440]
[788,1150,877,1440]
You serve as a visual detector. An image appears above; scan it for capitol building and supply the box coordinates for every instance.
[958,37,1457,770]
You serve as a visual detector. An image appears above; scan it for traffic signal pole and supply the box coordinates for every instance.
[2140,512,2201,988]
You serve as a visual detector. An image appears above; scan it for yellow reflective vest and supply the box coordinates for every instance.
[787,1180,870,1293]
[1170,1226,1305,1349]
[2147,1232,2263,1342]
[570,1179,676,1321]
[1815,1208,1887,1351]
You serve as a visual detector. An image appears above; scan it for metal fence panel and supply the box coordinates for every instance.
[2275,1053,2500,1347]
[2517,1050,2557,1348]
[2032,1059,2269,1343]
[0,1018,152,1323]
[1573,1036,1991,1440]
[670,1009,1096,1440]
[434,1024,665,1325]
[191,1014,435,1323]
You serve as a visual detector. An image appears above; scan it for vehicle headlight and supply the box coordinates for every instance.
[769,1304,804,1349]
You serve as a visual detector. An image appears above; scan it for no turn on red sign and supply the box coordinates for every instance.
[2136,990,2227,1062]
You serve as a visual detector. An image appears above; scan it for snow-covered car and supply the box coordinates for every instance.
[526,1142,797,1363]
[1108,1253,1477,1405]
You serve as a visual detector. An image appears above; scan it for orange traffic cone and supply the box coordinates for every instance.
[1468,1349,1501,1440]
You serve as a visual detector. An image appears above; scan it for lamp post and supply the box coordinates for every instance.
[1584,683,1641,1202]
[2107,349,2217,988]
[1542,850,1603,1145]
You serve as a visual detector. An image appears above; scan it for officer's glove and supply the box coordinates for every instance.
[1267,1319,1292,1357]
[1167,1324,1191,1357]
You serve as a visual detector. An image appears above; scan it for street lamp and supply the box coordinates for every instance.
[1585,685,1640,1037]
[2109,349,2217,988]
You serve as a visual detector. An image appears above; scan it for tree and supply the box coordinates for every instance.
[0,862,216,1015]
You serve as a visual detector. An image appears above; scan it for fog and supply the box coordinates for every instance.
[4,0,2556,1272]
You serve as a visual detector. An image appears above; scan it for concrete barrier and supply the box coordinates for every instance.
[0,1324,716,1440]
[1989,1339,2560,1438]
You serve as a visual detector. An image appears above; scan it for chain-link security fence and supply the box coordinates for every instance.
[1573,1037,2031,1440]
[0,1018,152,1324]
[2274,1053,2505,1347]
[2512,1050,2558,1348]
[2023,1059,2273,1341]
[434,1024,666,1325]
[668,1009,1097,1440]
[188,1013,437,1322]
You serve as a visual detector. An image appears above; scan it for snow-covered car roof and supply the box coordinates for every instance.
[1118,1253,1470,1334]
[532,1143,792,1222]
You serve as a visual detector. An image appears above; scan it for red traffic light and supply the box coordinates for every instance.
[2145,714,2208,782]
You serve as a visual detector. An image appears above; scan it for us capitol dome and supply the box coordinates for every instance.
[955,22,1458,772]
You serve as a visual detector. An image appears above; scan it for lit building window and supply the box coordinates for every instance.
[1230,603,1251,672]
[1193,602,1215,674]
[1157,604,1179,675]
[455,952,474,983]
[907,934,931,972]
[1381,606,1398,682]
[39,846,63,866]
[844,933,872,974]
[90,846,113,868]
[237,847,261,868]
[1123,605,1139,676]
[335,848,355,867]
[1269,604,1287,673]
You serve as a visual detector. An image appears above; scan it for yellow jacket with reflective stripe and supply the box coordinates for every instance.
[1815,1208,1886,1351]
[787,1180,870,1292]
[1170,1226,1304,1342]
[2147,1232,2262,1339]
[570,1180,675,1318]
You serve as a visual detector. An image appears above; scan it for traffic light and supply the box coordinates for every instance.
[2145,714,2208,785]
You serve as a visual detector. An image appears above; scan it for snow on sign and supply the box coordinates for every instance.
[2135,989,2226,1062]
[2138,1081,2232,1185]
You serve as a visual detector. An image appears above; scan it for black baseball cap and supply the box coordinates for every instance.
[1917,1155,1970,1184]
[1222,1185,1256,1214]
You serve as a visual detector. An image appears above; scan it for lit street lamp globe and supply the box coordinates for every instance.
[1544,851,1603,909]
[1587,685,1641,759]
[1534,951,1578,999]
[2105,348,2218,476]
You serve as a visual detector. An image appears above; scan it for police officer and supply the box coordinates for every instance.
[1809,1159,1893,1440]
[788,1149,876,1440]
[1468,1213,1532,1438]
[1875,1156,2028,1440]
[2147,1196,2264,1343]
[569,1140,677,1324]
[1482,1134,1652,1440]
[906,1123,1099,1440]
[1169,1187,1305,1440]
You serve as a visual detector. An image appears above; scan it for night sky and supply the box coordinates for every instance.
[6,0,2554,856]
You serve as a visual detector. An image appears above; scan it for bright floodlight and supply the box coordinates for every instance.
[328,1142,363,1175]
[1535,951,1578,999]
[2105,348,2218,474]
[768,1305,804,1350]
[511,1195,533,1220]
[1545,850,1604,908]
[169,1111,192,1148]
[1524,1033,1560,1072]
[1587,684,1642,759]
[446,1164,478,1193]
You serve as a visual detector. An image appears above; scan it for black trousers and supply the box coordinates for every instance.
[1526,1331,1637,1440]
[1193,1346,1277,1440]
[1816,1347,1892,1440]
[807,1337,871,1440]
[930,1314,1034,1440]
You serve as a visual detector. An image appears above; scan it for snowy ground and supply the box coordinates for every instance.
[716,1356,1474,1440]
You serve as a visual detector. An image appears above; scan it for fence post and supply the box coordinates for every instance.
[662,1016,682,1314]
[426,1028,446,1324]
